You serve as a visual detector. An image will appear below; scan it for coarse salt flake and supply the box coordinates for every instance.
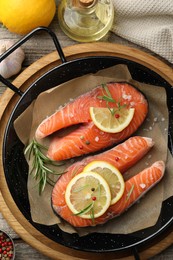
[140,183,146,189]
[58,105,63,110]
[130,101,135,106]
[95,136,99,142]
[122,93,132,101]
[85,193,91,199]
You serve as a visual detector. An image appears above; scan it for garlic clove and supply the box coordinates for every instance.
[0,40,25,79]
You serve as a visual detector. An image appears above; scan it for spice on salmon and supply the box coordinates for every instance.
[51,136,162,227]
[35,82,148,161]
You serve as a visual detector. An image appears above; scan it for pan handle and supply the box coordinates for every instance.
[0,26,67,96]
[132,247,141,260]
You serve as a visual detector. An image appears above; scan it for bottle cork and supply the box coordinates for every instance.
[72,0,96,8]
[79,0,95,7]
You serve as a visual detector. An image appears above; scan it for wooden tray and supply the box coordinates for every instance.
[0,43,173,260]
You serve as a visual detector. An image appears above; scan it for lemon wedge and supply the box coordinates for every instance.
[65,171,111,219]
[84,161,125,205]
[90,107,135,133]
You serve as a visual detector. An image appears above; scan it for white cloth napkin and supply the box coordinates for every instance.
[112,0,173,63]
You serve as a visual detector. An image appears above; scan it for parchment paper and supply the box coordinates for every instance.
[14,64,173,235]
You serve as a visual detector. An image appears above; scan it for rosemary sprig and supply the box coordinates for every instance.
[24,139,65,195]
[97,84,116,104]
[97,84,127,116]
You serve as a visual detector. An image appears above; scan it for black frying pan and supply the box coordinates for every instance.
[0,27,173,259]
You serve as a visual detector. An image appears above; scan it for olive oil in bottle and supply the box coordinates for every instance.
[57,0,114,42]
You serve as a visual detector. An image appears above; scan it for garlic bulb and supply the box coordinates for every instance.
[0,40,25,79]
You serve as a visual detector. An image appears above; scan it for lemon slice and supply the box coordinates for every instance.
[84,161,125,205]
[90,107,135,133]
[65,171,111,219]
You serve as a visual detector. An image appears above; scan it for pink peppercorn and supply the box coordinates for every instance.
[0,231,14,259]
[115,157,119,161]
[115,114,120,118]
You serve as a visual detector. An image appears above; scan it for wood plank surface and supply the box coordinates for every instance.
[0,11,173,260]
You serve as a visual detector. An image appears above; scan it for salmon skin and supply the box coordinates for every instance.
[51,136,159,227]
[35,82,148,161]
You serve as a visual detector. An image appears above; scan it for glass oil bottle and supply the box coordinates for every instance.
[57,0,114,42]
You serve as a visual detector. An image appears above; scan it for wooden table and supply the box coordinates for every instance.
[0,14,173,260]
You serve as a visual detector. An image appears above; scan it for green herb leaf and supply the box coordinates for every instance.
[90,207,95,224]
[99,95,116,103]
[74,202,94,216]
[97,84,129,114]
[126,184,135,202]
[101,84,112,97]
[108,107,116,116]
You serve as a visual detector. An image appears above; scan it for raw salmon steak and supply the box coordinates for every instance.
[35,82,148,161]
[51,136,161,227]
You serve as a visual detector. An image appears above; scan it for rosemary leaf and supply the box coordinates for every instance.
[48,160,65,166]
[74,202,94,216]
[103,84,112,97]
[24,141,33,155]
[42,165,55,173]
[41,170,47,194]
[126,184,135,202]
[36,142,48,150]
[99,95,116,103]
[38,151,50,161]
[33,159,39,178]
[90,207,95,224]
[46,176,56,186]
[108,107,116,116]
[48,170,67,176]
[97,84,129,115]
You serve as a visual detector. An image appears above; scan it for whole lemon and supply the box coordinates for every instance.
[0,0,56,35]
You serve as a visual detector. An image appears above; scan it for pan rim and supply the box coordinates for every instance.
[1,55,173,254]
